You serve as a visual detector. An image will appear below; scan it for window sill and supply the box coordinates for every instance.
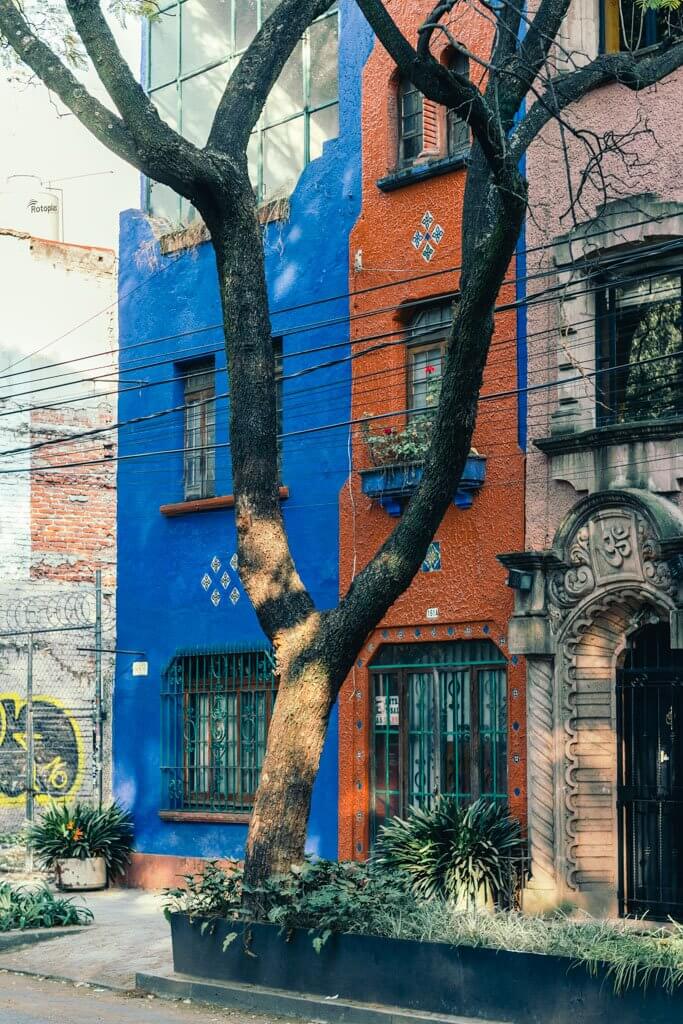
[377,151,469,193]
[534,416,683,456]
[160,486,289,517]
[159,810,250,825]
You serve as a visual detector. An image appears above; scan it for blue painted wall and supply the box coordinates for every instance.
[114,1,373,862]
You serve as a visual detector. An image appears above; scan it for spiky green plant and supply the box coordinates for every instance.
[26,801,134,880]
[375,797,524,906]
[0,881,92,931]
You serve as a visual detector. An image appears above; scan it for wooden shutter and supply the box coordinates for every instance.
[421,98,441,156]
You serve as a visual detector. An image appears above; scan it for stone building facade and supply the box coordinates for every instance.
[504,1,683,917]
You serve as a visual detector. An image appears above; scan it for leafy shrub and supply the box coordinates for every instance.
[0,881,92,931]
[27,801,134,880]
[164,857,415,951]
[375,796,525,906]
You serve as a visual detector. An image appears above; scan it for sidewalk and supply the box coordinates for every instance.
[0,888,171,990]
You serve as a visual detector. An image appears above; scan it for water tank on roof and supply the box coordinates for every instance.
[0,174,62,240]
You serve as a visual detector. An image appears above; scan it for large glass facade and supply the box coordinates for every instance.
[147,0,339,220]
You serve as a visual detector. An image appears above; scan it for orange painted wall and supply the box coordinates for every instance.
[338,1,527,861]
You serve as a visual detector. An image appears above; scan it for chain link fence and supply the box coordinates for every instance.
[0,575,114,868]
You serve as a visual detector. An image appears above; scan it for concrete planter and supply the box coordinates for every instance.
[170,914,683,1024]
[360,455,486,516]
[55,856,107,891]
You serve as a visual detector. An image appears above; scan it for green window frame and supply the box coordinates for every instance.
[370,640,508,840]
[147,0,339,221]
[161,648,277,815]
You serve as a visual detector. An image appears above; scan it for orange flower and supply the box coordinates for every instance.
[66,821,74,830]
[72,827,84,841]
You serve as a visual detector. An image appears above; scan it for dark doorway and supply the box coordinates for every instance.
[617,620,683,918]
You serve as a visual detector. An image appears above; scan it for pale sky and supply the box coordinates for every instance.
[0,16,141,251]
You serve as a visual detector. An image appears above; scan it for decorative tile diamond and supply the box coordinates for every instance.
[229,587,240,606]
[411,212,444,262]
[211,556,221,573]
[229,553,239,571]
[201,573,212,591]
[210,589,221,607]
[421,541,441,573]
[220,571,231,590]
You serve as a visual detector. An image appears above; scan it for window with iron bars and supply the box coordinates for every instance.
[161,648,277,815]
[147,0,339,221]
[370,640,508,841]
[183,362,216,500]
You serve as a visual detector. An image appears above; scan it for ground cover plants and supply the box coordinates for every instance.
[164,798,683,997]
[0,880,92,931]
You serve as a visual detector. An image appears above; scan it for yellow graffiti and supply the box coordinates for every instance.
[0,694,85,807]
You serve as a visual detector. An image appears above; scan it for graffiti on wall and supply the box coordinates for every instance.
[0,694,85,806]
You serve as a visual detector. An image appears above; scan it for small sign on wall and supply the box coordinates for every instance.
[426,607,439,620]
[132,661,149,677]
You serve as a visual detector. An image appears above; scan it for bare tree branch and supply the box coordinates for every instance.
[207,0,332,152]
[512,38,683,156]
[0,0,140,168]
[64,0,189,163]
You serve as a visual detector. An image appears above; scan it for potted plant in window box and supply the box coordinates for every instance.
[27,801,134,892]
[360,369,485,516]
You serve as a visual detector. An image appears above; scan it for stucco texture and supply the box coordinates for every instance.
[114,0,374,867]
[525,69,683,551]
[337,0,527,861]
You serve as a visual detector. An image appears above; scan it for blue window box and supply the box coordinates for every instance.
[359,455,486,517]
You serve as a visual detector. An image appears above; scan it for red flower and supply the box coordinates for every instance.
[383,427,394,435]
[425,365,436,375]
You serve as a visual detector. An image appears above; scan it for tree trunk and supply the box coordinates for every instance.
[243,619,337,885]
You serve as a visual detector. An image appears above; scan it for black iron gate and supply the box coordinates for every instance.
[617,622,683,919]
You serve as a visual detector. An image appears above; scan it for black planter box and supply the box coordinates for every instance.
[170,913,683,1024]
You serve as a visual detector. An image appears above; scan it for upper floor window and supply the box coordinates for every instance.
[148,0,339,220]
[406,302,452,414]
[161,649,277,814]
[602,0,683,52]
[396,53,469,170]
[596,265,683,425]
[183,361,216,499]
[398,78,424,166]
[370,640,508,838]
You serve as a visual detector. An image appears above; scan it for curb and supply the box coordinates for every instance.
[136,971,506,1024]
[0,926,90,953]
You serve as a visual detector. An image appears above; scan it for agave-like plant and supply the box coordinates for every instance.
[375,796,524,907]
[26,801,134,880]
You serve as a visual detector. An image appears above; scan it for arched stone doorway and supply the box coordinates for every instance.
[500,490,683,916]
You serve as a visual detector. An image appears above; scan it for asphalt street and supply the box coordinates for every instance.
[0,972,295,1024]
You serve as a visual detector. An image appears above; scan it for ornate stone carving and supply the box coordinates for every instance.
[548,509,675,634]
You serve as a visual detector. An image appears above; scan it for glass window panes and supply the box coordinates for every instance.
[310,104,338,161]
[262,116,305,199]
[183,363,216,499]
[161,649,277,813]
[149,6,179,88]
[149,180,180,224]
[597,268,683,425]
[399,79,423,165]
[181,61,234,146]
[235,0,258,52]
[264,41,304,126]
[151,83,179,131]
[309,15,338,108]
[370,642,508,840]
[181,0,231,75]
[147,1,339,214]
[410,345,443,412]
